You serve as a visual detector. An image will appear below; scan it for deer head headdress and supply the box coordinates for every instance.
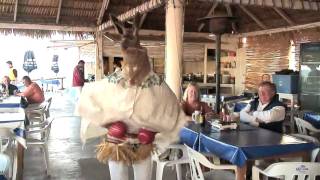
[110,14,151,86]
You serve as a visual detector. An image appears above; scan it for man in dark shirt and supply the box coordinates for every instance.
[1,76,18,95]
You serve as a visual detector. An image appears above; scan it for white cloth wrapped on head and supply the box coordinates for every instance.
[77,71,188,148]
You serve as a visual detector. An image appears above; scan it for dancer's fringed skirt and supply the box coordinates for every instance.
[96,139,154,165]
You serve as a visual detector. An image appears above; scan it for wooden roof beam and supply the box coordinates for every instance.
[104,33,115,42]
[198,0,320,11]
[0,22,95,32]
[273,7,295,26]
[98,0,165,31]
[105,29,239,44]
[97,0,110,25]
[239,5,267,30]
[13,0,18,22]
[56,0,63,24]
[225,4,238,33]
[238,21,320,37]
[198,1,218,32]
[139,13,148,28]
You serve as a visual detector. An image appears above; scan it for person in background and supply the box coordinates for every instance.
[1,76,18,95]
[181,82,213,118]
[113,60,122,73]
[72,60,85,88]
[261,73,271,82]
[240,81,285,133]
[16,76,44,105]
[6,61,18,84]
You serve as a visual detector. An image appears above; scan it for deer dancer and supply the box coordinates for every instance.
[77,13,189,180]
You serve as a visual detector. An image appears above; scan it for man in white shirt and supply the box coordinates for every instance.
[240,81,286,133]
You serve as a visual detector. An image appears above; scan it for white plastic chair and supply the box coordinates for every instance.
[294,117,320,136]
[0,128,18,180]
[185,145,237,180]
[0,154,10,178]
[26,97,52,125]
[152,144,190,180]
[252,162,320,180]
[290,134,320,162]
[26,117,54,176]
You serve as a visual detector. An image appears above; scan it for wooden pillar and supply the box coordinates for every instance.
[204,44,208,83]
[165,0,185,99]
[95,31,103,80]
[109,56,114,74]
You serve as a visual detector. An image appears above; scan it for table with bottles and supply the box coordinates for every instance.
[180,122,317,180]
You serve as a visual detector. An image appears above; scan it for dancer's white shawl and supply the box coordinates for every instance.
[77,71,188,147]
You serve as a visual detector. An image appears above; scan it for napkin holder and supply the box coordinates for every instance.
[211,120,238,131]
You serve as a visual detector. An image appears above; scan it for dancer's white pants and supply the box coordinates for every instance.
[108,156,152,180]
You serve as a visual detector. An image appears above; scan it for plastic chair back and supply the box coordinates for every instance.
[185,145,236,180]
[291,134,319,162]
[44,97,52,118]
[294,117,320,135]
[152,144,190,180]
[256,162,320,180]
[41,117,54,143]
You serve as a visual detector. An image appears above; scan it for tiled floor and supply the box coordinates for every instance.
[23,92,178,180]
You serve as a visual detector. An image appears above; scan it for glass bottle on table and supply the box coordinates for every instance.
[200,106,205,127]
[221,102,230,123]
[4,85,9,97]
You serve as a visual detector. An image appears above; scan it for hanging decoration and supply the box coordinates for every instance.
[51,55,59,75]
[23,50,37,74]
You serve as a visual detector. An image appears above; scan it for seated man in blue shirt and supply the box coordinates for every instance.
[1,76,18,95]
[240,81,286,133]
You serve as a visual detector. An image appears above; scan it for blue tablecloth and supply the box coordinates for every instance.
[179,123,202,150]
[180,122,317,167]
[304,112,320,129]
[234,102,248,112]
[39,79,60,86]
[0,103,20,108]
[0,97,26,148]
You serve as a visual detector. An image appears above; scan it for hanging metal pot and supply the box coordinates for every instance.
[23,50,37,74]
[51,55,59,74]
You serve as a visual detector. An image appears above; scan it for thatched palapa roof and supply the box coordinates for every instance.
[1,0,320,38]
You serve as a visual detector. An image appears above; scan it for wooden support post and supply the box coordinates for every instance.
[165,0,184,99]
[95,31,104,80]
[204,44,208,83]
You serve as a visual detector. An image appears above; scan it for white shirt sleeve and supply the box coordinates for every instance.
[253,106,286,123]
[240,104,256,123]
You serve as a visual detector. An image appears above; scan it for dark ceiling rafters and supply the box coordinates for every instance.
[198,0,320,11]
[197,1,218,32]
[56,0,63,24]
[97,0,110,25]
[273,7,295,26]
[1,0,320,37]
[13,0,18,22]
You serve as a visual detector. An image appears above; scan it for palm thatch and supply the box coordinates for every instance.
[1,0,320,37]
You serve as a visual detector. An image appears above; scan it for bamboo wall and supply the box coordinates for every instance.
[245,35,290,90]
[243,28,320,90]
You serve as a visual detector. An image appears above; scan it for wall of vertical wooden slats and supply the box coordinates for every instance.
[244,28,320,90]
[245,34,290,90]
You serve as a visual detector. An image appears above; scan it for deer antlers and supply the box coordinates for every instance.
[110,13,151,86]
